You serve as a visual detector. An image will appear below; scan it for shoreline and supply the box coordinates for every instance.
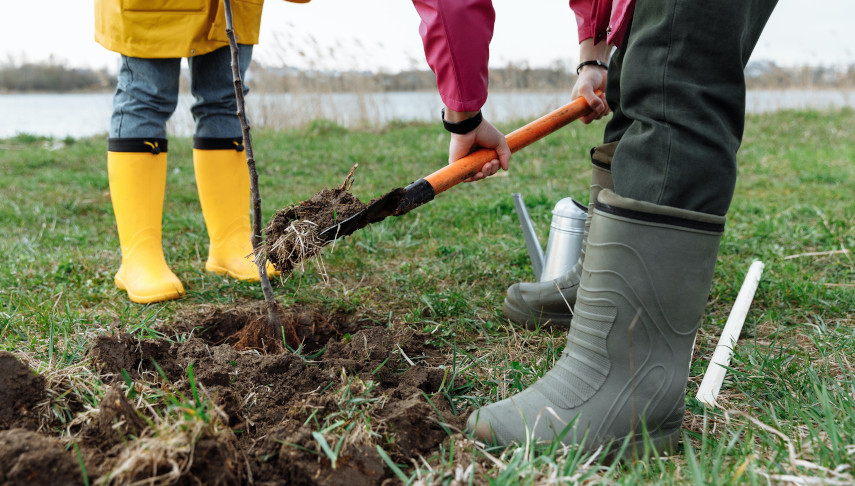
[2,89,854,140]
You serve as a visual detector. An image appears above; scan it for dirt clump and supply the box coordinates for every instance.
[259,425,385,486]
[379,389,451,460]
[90,333,176,381]
[0,428,83,485]
[90,334,138,378]
[186,436,244,486]
[87,386,147,447]
[260,167,406,274]
[101,421,244,486]
[262,186,369,273]
[0,351,46,431]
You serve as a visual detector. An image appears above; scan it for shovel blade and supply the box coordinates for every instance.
[318,187,406,242]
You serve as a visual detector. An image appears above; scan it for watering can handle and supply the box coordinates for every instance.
[423,95,595,195]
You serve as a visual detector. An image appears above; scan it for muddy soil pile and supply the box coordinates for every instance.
[0,429,83,485]
[0,351,45,430]
[1,352,85,485]
[262,187,369,274]
[1,303,469,485]
[260,168,405,275]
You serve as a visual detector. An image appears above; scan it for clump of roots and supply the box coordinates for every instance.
[258,165,368,275]
[224,300,294,353]
[260,218,327,276]
[98,384,244,485]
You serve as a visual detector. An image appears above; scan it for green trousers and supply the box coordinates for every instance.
[604,0,777,216]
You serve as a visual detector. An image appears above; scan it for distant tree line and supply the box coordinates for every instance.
[247,60,584,93]
[249,60,855,93]
[1,58,852,93]
[0,60,115,93]
[744,60,855,89]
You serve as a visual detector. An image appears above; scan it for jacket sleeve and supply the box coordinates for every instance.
[569,0,611,44]
[412,0,494,112]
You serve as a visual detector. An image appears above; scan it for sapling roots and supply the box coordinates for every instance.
[259,164,368,274]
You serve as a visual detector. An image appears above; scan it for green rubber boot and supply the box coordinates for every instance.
[503,142,616,329]
[470,189,725,458]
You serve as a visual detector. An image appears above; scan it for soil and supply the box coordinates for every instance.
[1,302,469,485]
[0,350,46,431]
[0,429,82,486]
[263,186,368,273]
[261,169,406,274]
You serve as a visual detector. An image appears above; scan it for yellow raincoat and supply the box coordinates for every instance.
[95,0,309,59]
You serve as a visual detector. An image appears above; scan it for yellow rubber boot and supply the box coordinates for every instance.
[193,144,278,281]
[108,149,185,303]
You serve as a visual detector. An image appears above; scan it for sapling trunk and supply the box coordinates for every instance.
[222,0,281,339]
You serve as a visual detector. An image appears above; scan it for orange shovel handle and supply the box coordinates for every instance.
[423,95,594,195]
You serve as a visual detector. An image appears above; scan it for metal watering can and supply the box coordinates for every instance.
[512,193,587,281]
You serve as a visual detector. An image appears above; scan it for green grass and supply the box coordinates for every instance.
[2,108,854,484]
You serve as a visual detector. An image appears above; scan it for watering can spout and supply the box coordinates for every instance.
[512,193,544,281]
[512,193,588,283]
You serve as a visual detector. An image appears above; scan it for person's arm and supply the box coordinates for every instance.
[573,38,611,124]
[442,108,510,180]
[568,0,612,123]
[412,0,510,180]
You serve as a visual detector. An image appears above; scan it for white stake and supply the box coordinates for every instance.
[696,260,765,408]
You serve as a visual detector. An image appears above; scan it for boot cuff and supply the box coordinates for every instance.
[590,141,618,169]
[193,137,245,151]
[108,138,168,154]
[596,189,725,233]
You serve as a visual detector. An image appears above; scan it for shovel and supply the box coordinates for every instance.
[317,95,595,242]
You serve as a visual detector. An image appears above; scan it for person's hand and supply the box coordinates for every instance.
[447,116,511,182]
[572,64,610,124]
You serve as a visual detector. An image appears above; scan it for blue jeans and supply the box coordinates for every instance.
[110,45,252,140]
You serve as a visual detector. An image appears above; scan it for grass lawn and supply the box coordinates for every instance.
[1,108,853,484]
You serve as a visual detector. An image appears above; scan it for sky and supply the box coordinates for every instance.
[3,0,854,73]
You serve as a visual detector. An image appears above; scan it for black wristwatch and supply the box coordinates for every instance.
[441,108,483,134]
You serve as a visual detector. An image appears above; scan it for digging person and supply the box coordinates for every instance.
[412,0,777,455]
[94,0,309,304]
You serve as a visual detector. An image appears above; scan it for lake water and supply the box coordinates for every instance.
[1,90,852,139]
